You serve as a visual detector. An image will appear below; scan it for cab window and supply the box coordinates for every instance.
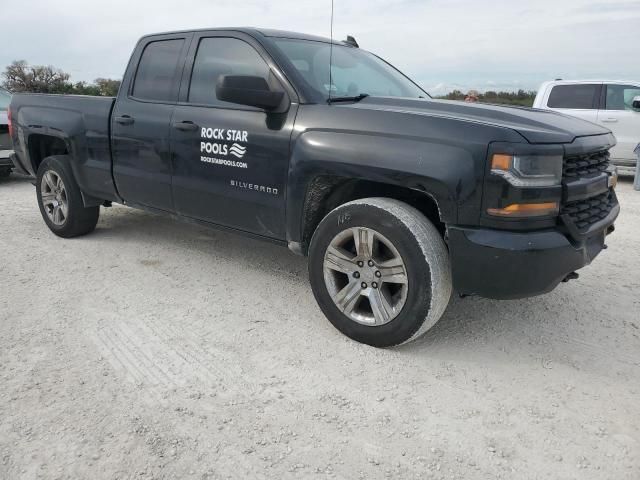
[188,37,270,106]
[547,84,598,109]
[605,84,640,111]
[132,39,185,102]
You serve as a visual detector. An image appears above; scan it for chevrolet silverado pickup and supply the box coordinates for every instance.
[8,28,620,347]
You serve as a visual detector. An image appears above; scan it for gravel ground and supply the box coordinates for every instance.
[1,174,638,480]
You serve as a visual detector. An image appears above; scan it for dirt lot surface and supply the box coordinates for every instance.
[1,175,638,480]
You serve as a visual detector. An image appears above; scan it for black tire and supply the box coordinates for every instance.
[309,198,452,347]
[36,155,100,238]
[0,167,11,178]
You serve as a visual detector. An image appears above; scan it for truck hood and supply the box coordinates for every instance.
[347,97,610,144]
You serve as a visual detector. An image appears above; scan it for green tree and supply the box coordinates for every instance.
[1,60,121,96]
[94,78,121,97]
[443,89,465,101]
[2,60,70,93]
[68,81,100,96]
[436,89,537,107]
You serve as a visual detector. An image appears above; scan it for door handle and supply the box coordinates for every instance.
[115,115,134,126]
[173,121,199,132]
[601,118,618,123]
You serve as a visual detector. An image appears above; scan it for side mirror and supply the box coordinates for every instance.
[633,95,640,110]
[216,75,284,111]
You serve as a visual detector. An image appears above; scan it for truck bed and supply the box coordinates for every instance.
[10,93,117,201]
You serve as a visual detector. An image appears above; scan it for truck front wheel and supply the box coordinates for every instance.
[308,198,452,347]
[36,156,100,238]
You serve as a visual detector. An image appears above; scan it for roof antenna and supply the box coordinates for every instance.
[345,35,359,48]
[328,0,334,104]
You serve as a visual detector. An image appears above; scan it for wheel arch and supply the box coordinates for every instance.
[286,130,477,255]
[28,133,70,174]
[294,175,447,256]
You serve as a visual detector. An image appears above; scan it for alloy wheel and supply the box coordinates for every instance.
[40,171,68,226]
[322,227,409,326]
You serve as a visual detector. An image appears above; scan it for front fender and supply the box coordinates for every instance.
[286,130,480,245]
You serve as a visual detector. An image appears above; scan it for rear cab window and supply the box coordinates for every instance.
[132,39,185,102]
[547,84,599,109]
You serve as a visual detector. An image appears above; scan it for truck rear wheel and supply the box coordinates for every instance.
[308,198,452,347]
[36,156,100,238]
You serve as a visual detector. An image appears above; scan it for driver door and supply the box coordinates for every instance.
[169,32,298,239]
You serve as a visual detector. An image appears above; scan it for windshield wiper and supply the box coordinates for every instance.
[327,93,370,104]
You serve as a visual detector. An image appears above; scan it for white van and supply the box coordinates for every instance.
[533,80,640,174]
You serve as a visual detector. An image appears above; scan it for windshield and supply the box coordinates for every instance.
[273,38,427,102]
[0,89,11,110]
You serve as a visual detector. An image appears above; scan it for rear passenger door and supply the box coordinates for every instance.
[597,84,640,160]
[111,34,191,211]
[169,32,298,239]
[545,83,601,124]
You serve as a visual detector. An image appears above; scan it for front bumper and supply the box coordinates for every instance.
[448,211,618,300]
[611,158,636,176]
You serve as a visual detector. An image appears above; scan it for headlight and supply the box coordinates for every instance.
[491,153,563,187]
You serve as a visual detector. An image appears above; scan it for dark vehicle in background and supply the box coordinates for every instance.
[8,28,620,347]
[0,87,13,177]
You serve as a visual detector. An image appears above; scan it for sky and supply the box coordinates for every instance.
[1,0,639,96]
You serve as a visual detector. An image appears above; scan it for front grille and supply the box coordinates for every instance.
[560,190,617,232]
[563,150,610,179]
[560,148,617,236]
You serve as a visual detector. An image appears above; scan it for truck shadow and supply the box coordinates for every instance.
[90,203,637,376]
[406,294,540,348]
[402,280,637,379]
[0,173,33,186]
[91,205,309,278]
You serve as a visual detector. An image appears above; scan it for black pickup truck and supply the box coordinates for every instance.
[8,28,620,347]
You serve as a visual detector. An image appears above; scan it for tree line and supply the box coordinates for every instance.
[1,60,121,96]
[2,60,537,106]
[436,89,537,107]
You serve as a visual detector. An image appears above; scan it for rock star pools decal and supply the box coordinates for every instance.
[200,126,280,195]
[200,127,249,169]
